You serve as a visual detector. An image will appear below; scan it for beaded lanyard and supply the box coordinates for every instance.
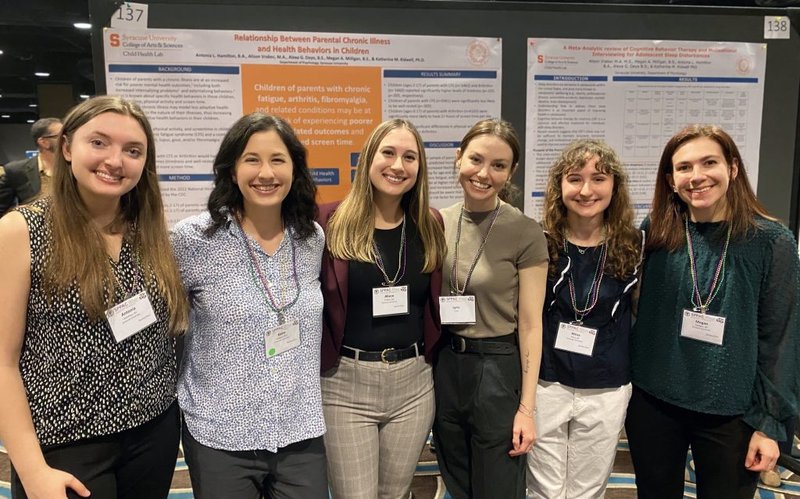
[110,229,145,301]
[373,216,407,286]
[684,215,731,313]
[450,202,502,295]
[237,218,300,323]
[565,238,608,324]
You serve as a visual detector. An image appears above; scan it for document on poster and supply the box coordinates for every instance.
[524,39,766,223]
[104,28,501,224]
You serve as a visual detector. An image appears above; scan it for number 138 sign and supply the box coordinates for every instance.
[764,16,791,40]
[111,2,148,29]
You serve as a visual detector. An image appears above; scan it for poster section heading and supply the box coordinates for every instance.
[524,39,766,224]
[105,28,502,224]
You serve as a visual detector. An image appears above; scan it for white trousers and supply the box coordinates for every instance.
[526,381,632,499]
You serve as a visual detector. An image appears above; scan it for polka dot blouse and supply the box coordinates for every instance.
[17,199,176,447]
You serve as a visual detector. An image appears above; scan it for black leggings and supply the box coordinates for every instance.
[625,386,758,499]
[12,402,180,499]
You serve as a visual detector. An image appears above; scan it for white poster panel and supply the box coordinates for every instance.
[525,39,766,223]
[104,28,502,225]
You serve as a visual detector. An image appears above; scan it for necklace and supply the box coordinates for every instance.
[450,201,502,295]
[565,239,607,323]
[684,215,731,313]
[373,216,407,286]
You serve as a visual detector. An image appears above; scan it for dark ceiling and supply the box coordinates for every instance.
[0,0,795,125]
[0,0,95,124]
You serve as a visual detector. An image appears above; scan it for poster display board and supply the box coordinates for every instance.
[104,28,502,224]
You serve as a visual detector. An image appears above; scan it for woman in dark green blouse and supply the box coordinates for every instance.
[627,125,800,499]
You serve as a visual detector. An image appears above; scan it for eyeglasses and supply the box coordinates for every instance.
[41,134,59,139]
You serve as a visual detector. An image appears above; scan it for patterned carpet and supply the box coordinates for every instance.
[2,435,800,498]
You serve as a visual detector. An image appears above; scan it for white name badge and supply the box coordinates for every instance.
[105,291,158,343]
[265,319,301,358]
[680,309,726,345]
[439,295,477,325]
[372,285,409,317]
[554,322,598,356]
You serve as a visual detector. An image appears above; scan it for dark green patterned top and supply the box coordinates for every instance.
[632,216,800,440]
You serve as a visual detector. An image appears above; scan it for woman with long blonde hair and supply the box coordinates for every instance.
[527,139,642,498]
[0,95,187,499]
[319,118,446,498]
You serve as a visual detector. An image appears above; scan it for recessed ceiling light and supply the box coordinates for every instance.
[34,72,50,77]
[1,115,10,119]
[26,119,35,123]
[0,50,4,55]
[74,22,92,30]
[29,103,38,108]
[79,94,90,99]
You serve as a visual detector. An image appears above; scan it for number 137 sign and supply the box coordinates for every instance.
[111,2,148,29]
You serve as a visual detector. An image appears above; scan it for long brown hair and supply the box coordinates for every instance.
[326,119,445,272]
[647,124,772,251]
[46,96,188,333]
[542,139,641,279]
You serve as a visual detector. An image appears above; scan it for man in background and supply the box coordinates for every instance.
[0,117,63,216]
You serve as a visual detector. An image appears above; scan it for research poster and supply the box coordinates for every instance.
[525,38,766,223]
[104,28,502,225]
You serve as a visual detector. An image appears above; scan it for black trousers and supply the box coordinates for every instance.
[12,402,180,499]
[625,385,759,499]
[182,425,328,499]
[433,345,525,499]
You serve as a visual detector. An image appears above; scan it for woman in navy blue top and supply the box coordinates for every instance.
[527,139,641,498]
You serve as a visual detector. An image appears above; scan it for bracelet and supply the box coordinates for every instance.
[517,402,534,418]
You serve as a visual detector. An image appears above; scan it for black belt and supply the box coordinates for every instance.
[449,333,517,355]
[340,343,422,364]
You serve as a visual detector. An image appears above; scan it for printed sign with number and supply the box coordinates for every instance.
[764,16,790,40]
[110,2,148,29]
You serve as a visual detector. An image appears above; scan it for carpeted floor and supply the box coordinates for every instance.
[3,434,800,498]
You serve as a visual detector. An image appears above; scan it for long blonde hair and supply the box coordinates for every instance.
[326,119,445,272]
[542,139,641,279]
[46,96,188,334]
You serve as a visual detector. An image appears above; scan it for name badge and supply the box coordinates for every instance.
[372,285,409,317]
[439,295,477,325]
[554,322,597,356]
[265,319,301,358]
[105,291,158,343]
[680,309,726,345]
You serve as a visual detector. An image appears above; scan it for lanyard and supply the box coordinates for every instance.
[684,215,731,313]
[236,218,300,322]
[565,239,607,324]
[110,235,145,300]
[450,202,502,295]
[373,216,407,286]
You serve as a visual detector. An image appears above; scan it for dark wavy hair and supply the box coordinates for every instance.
[542,139,641,279]
[205,112,318,239]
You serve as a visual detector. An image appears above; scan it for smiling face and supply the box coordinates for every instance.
[233,129,293,216]
[668,136,737,222]
[457,134,514,212]
[368,127,420,203]
[561,154,614,225]
[63,111,147,205]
